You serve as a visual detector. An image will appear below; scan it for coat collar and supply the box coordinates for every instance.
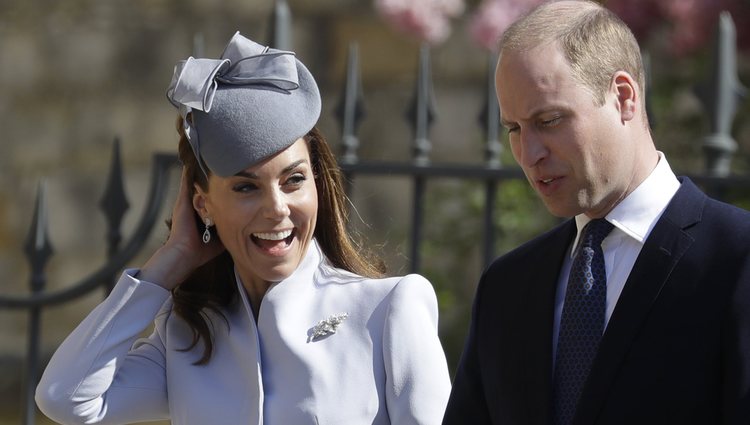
[573,178,705,425]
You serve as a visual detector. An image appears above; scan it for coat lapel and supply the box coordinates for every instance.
[574,179,706,425]
[523,220,577,425]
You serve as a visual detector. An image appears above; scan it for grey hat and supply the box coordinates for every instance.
[166,32,322,177]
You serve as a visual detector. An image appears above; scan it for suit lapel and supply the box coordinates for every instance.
[574,179,706,425]
[523,220,577,425]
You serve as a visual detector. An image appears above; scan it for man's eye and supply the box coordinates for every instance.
[541,116,561,127]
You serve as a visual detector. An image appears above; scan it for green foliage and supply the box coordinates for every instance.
[417,176,557,373]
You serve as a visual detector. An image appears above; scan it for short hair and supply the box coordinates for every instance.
[499,0,645,109]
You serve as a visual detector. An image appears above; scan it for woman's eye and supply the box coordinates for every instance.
[232,183,257,193]
[286,173,307,186]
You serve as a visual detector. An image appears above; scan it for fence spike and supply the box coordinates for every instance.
[268,0,292,50]
[1,153,179,310]
[24,181,53,292]
[479,50,502,168]
[696,11,747,177]
[99,137,130,255]
[406,43,436,166]
[336,42,366,164]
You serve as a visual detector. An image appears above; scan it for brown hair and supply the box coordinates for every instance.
[172,117,385,364]
[499,0,646,119]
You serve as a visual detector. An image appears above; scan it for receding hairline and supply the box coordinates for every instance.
[499,0,604,55]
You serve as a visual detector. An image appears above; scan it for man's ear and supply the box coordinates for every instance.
[612,71,637,122]
[192,184,209,219]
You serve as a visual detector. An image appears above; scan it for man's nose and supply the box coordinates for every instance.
[518,130,548,168]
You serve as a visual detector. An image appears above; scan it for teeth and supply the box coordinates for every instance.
[253,230,292,241]
[542,178,553,184]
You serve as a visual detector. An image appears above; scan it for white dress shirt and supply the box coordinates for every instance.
[552,153,681,361]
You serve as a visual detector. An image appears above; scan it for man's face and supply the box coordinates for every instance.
[496,42,637,218]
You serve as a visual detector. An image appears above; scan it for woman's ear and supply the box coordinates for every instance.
[192,184,209,218]
[612,71,637,122]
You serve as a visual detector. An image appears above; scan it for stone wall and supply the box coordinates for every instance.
[2,0,749,422]
[0,0,494,419]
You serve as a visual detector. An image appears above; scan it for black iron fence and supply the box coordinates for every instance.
[2,3,748,424]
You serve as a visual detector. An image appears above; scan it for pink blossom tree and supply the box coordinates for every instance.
[375,0,465,44]
[376,0,750,54]
[607,0,750,55]
[468,0,546,51]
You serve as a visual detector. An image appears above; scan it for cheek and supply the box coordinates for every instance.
[305,190,319,224]
[211,200,260,236]
[293,184,319,226]
[509,138,523,163]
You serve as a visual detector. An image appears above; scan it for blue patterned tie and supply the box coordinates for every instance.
[553,218,614,425]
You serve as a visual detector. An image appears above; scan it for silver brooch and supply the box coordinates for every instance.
[308,313,349,342]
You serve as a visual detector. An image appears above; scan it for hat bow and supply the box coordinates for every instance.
[166,31,299,114]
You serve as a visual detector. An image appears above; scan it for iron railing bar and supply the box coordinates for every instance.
[22,181,51,425]
[406,45,434,272]
[340,161,524,179]
[340,162,750,185]
[100,138,130,294]
[410,177,426,273]
[482,181,498,267]
[480,51,502,266]
[696,11,745,176]
[0,153,178,309]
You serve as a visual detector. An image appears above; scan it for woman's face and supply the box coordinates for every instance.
[193,138,318,289]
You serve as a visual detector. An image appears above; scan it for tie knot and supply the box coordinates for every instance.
[579,218,614,249]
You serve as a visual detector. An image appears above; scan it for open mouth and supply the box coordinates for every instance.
[251,229,296,253]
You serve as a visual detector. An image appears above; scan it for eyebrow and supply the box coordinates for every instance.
[234,159,308,179]
[501,107,565,128]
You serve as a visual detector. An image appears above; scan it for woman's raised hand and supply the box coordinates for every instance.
[139,168,224,289]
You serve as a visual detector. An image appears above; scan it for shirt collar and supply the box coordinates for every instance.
[571,152,680,255]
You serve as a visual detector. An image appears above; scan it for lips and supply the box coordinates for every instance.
[541,178,555,184]
[253,229,293,241]
[251,229,295,255]
[535,175,563,196]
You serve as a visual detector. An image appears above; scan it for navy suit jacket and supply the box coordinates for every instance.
[443,178,750,425]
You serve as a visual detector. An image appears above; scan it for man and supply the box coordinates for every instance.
[443,1,750,424]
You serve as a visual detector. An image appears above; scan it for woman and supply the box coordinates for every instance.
[35,32,451,424]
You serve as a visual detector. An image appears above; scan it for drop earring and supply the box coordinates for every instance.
[202,218,212,244]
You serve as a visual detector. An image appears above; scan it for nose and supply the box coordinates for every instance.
[262,188,290,219]
[516,129,548,168]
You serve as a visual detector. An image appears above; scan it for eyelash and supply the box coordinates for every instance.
[286,173,307,186]
[506,116,561,134]
[231,173,307,193]
[232,183,257,193]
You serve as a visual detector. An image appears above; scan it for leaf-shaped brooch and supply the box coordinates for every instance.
[308,312,349,342]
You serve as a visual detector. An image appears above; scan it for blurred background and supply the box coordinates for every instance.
[1,0,749,423]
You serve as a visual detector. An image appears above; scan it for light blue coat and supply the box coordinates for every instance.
[36,241,451,424]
